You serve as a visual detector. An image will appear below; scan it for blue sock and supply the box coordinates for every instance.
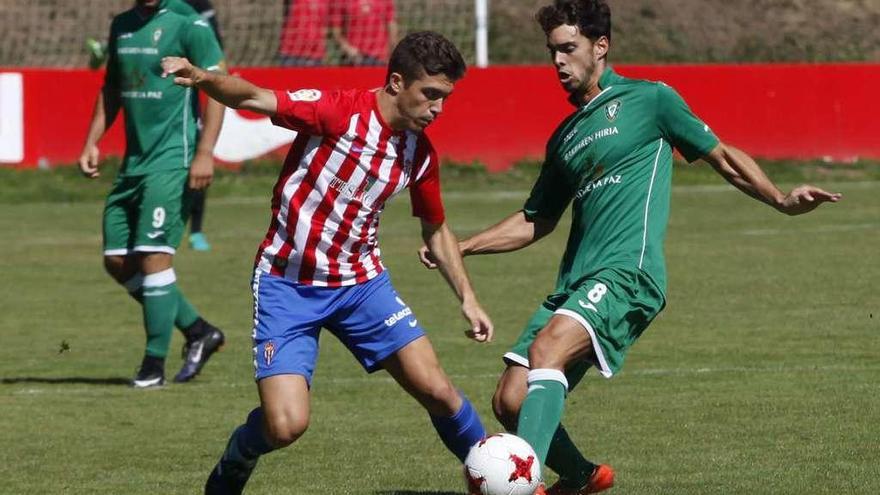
[225,407,274,463]
[430,393,486,462]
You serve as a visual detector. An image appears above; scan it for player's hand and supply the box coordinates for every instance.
[161,56,198,87]
[417,245,438,269]
[189,150,214,190]
[461,298,493,343]
[78,145,101,178]
[777,185,842,215]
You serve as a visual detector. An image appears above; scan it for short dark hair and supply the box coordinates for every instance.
[386,31,467,85]
[536,0,611,41]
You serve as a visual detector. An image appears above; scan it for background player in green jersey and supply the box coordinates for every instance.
[86,0,222,252]
[420,1,842,492]
[78,0,228,388]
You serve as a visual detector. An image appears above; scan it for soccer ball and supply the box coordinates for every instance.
[464,433,542,495]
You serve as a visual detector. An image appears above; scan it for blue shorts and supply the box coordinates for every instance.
[251,270,426,384]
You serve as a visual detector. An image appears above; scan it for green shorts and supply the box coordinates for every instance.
[102,169,191,256]
[504,267,666,386]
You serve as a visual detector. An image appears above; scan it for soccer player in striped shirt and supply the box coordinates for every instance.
[162,31,492,494]
[421,1,841,493]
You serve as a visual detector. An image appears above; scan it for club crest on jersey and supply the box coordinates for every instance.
[263,341,276,366]
[605,99,621,122]
[152,28,163,46]
[288,89,322,102]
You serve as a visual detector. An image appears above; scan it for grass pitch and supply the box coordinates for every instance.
[0,167,878,494]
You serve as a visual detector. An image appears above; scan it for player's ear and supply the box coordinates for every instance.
[387,72,405,95]
[593,36,609,60]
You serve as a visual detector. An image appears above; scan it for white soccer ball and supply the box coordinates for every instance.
[464,433,542,495]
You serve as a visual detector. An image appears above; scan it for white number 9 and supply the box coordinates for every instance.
[151,207,166,228]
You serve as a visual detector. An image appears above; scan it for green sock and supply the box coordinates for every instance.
[174,289,200,330]
[546,424,597,488]
[125,273,199,331]
[141,269,180,358]
[516,369,569,463]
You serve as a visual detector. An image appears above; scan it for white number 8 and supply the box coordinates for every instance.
[151,207,166,228]
[587,283,607,304]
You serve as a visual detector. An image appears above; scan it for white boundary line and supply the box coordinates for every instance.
[201,180,880,205]
[7,364,880,395]
[2,181,876,209]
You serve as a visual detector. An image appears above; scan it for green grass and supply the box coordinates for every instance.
[0,167,878,494]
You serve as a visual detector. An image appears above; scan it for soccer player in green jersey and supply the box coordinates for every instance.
[87,0,221,252]
[420,1,842,493]
[79,0,228,388]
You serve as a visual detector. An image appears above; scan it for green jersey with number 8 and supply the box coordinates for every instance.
[524,67,719,297]
[504,68,720,378]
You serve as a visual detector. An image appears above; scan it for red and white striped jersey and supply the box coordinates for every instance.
[255,88,445,287]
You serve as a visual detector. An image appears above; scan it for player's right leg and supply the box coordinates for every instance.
[205,269,325,495]
[205,375,310,495]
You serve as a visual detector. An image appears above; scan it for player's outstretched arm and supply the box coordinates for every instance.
[418,210,556,269]
[703,143,842,215]
[421,221,494,343]
[160,56,277,116]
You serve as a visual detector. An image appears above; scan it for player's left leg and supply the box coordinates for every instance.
[493,364,600,491]
[521,269,665,493]
[498,304,603,488]
[382,336,486,461]
[518,315,594,463]
[328,272,485,462]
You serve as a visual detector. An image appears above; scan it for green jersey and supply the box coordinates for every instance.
[524,67,719,297]
[105,0,224,176]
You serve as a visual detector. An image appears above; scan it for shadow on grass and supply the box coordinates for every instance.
[374,492,462,495]
[1,376,130,386]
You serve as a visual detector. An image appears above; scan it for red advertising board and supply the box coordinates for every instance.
[1,64,877,170]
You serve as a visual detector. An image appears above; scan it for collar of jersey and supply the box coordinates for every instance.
[598,66,620,89]
[370,89,407,137]
[576,66,618,112]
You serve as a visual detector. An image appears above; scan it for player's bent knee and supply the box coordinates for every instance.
[491,391,519,432]
[416,378,459,416]
[264,410,309,448]
[527,336,557,369]
[528,329,578,369]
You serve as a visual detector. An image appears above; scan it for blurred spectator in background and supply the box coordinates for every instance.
[278,0,330,66]
[330,0,398,66]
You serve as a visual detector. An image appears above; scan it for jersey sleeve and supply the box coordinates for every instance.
[271,89,352,136]
[183,14,225,72]
[409,147,445,225]
[522,157,575,222]
[656,83,719,163]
